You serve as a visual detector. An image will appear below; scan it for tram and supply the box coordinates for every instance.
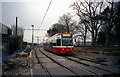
[43,33,74,54]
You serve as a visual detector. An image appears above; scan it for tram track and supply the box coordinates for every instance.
[40,48,110,76]
[33,48,118,77]
[34,48,51,77]
[72,54,108,65]
[63,56,116,75]
[38,48,81,77]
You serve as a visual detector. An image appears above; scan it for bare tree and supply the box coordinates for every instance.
[47,13,77,36]
[104,0,115,47]
[11,25,24,37]
[10,25,24,50]
[71,0,104,47]
[74,23,90,47]
[47,23,67,36]
[58,13,75,33]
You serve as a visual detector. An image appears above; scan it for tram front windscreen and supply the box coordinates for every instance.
[62,38,73,46]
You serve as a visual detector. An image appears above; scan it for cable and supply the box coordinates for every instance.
[37,0,53,31]
[36,0,53,42]
[24,29,47,30]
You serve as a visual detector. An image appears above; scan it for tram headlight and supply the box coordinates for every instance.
[60,51,63,53]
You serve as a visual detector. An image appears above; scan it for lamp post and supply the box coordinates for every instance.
[35,36,40,44]
[32,25,34,47]
[16,17,18,36]
[16,17,18,50]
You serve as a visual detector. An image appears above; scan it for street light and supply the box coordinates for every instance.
[32,25,34,47]
[35,36,40,44]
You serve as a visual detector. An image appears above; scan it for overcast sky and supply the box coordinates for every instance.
[1,0,119,43]
[2,0,76,43]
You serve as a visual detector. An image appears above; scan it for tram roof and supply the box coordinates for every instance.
[44,33,73,42]
[52,33,72,37]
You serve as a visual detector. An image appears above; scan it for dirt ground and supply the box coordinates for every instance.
[2,52,31,76]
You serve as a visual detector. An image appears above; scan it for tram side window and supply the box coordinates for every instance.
[52,43,56,46]
[49,43,53,47]
[57,39,61,46]
[49,43,55,46]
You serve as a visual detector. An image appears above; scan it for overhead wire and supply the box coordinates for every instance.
[37,0,53,32]
[35,0,53,42]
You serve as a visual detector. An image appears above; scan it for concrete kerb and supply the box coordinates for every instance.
[29,49,33,77]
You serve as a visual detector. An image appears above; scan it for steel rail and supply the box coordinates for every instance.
[34,48,51,77]
[63,56,116,75]
[73,53,108,65]
[40,48,117,76]
[39,48,81,77]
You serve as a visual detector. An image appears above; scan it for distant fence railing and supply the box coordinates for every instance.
[74,42,119,47]
[74,42,91,47]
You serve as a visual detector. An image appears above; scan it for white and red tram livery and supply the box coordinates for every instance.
[44,33,74,54]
